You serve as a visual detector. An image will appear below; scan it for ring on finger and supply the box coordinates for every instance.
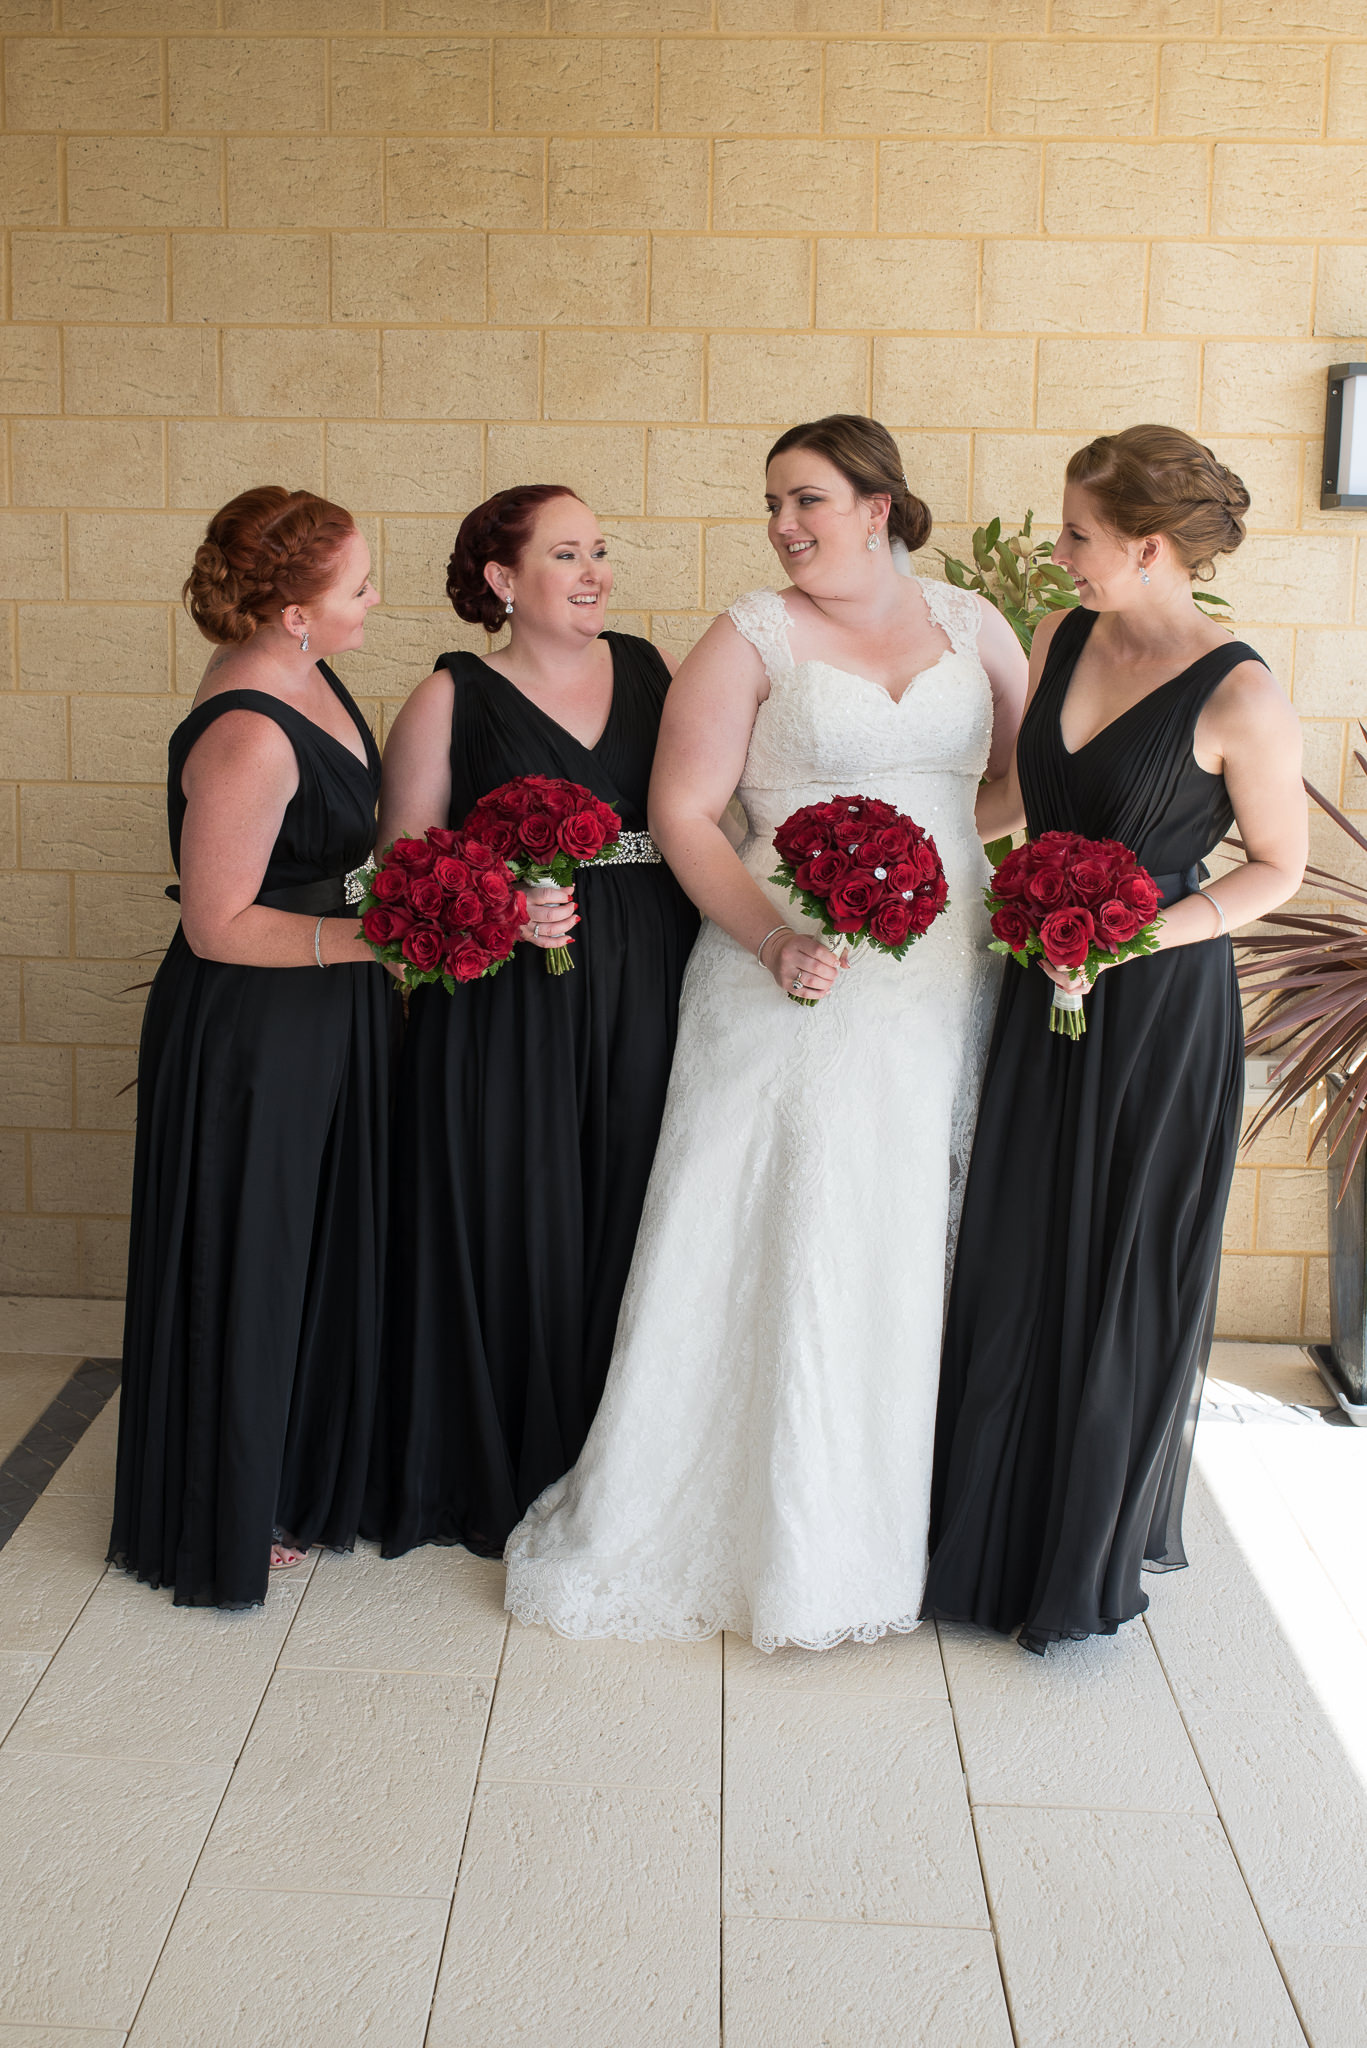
[532,923,541,939]
[792,975,803,992]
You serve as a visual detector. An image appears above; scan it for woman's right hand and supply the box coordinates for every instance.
[768,929,844,1002]
[520,883,578,950]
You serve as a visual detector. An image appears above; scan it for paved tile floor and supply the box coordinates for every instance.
[0,1299,1365,2046]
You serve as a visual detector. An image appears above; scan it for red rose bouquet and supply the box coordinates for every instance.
[986,830,1163,1039]
[768,794,949,1006]
[462,774,622,975]
[359,827,526,992]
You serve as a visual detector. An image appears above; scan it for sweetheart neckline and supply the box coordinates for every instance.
[775,645,964,708]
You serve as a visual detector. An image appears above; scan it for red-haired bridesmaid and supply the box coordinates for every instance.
[109,487,390,1608]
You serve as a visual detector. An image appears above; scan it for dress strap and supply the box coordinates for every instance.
[727,588,795,686]
[920,578,982,657]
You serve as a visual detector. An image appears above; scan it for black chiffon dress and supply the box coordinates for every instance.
[365,632,699,1560]
[109,667,391,1609]
[924,605,1256,1652]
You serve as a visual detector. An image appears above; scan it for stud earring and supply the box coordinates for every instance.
[866,531,881,552]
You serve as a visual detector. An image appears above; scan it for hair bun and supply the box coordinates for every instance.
[1065,425,1249,583]
[766,414,932,557]
[181,486,356,645]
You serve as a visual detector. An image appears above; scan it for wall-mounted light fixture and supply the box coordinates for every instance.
[1321,363,1367,509]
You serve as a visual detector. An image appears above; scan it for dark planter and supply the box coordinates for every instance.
[1312,1072,1367,1420]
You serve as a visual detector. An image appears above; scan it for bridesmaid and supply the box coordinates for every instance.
[109,486,390,1608]
[924,425,1307,1654]
[364,485,699,1558]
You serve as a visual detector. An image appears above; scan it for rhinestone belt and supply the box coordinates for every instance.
[344,858,377,905]
[611,830,663,866]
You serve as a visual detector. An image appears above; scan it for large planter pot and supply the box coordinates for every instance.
[1313,1072,1367,1420]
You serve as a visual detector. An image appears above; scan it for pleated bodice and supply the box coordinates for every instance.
[1019,605,1246,876]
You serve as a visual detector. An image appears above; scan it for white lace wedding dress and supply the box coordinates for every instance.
[503,581,999,1650]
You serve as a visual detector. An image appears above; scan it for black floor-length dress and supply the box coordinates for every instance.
[924,605,1255,1652]
[365,633,699,1560]
[109,667,391,1609]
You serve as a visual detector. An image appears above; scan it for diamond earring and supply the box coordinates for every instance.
[505,599,513,615]
[1140,568,1150,586]
[866,531,881,551]
[300,630,309,653]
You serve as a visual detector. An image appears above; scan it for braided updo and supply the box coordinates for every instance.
[446,484,585,634]
[1066,426,1250,581]
[765,415,932,553]
[182,486,357,644]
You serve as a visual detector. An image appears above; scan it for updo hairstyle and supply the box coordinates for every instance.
[1065,425,1250,582]
[446,484,585,635]
[765,415,932,554]
[182,486,357,645]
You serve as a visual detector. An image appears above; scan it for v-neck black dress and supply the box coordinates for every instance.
[109,667,392,1609]
[924,606,1256,1652]
[365,632,699,1559]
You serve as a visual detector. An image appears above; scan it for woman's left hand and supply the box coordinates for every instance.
[1038,956,1114,995]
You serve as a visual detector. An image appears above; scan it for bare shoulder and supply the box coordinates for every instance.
[651,642,679,679]
[388,664,457,734]
[184,703,295,771]
[1031,607,1073,659]
[1207,653,1299,744]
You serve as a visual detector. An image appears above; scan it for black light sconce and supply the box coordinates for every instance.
[1321,363,1367,508]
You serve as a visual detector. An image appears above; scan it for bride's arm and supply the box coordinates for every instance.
[648,615,846,1001]
[975,603,1058,844]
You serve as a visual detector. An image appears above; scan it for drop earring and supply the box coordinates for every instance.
[866,530,881,551]
[1140,568,1150,586]
[300,629,310,652]
[505,599,513,616]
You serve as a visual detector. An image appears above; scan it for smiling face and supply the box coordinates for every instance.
[1052,484,1158,610]
[764,449,888,594]
[287,526,379,657]
[488,494,612,641]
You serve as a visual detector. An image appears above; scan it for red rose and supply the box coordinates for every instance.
[361,905,414,946]
[462,839,497,872]
[401,925,445,973]
[775,815,828,862]
[1030,832,1075,867]
[558,810,609,860]
[472,817,517,859]
[409,875,444,919]
[425,826,462,854]
[1096,899,1143,949]
[1115,872,1159,921]
[991,848,1029,901]
[990,904,1033,952]
[518,814,558,861]
[1025,866,1069,910]
[870,899,914,947]
[476,865,513,905]
[886,860,922,896]
[371,864,411,905]
[472,919,511,954]
[492,784,535,817]
[803,848,852,894]
[826,873,882,931]
[389,836,437,875]
[445,935,493,982]
[539,785,576,820]
[1039,907,1095,970]
[450,888,484,927]
[1068,856,1114,904]
[432,854,471,893]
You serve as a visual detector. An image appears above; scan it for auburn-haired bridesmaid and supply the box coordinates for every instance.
[109,486,391,1608]
[364,485,698,1559]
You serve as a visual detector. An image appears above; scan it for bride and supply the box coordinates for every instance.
[503,415,1027,1651]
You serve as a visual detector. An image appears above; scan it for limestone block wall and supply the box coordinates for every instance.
[1,3,1364,1336]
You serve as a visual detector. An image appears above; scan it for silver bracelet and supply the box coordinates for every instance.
[756,924,789,967]
[313,914,327,969]
[1202,891,1227,940]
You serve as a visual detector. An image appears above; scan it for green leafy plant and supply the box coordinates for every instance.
[939,512,1079,654]
[1237,730,1367,1193]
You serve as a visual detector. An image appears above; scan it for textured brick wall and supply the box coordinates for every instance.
[1,3,1363,1337]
